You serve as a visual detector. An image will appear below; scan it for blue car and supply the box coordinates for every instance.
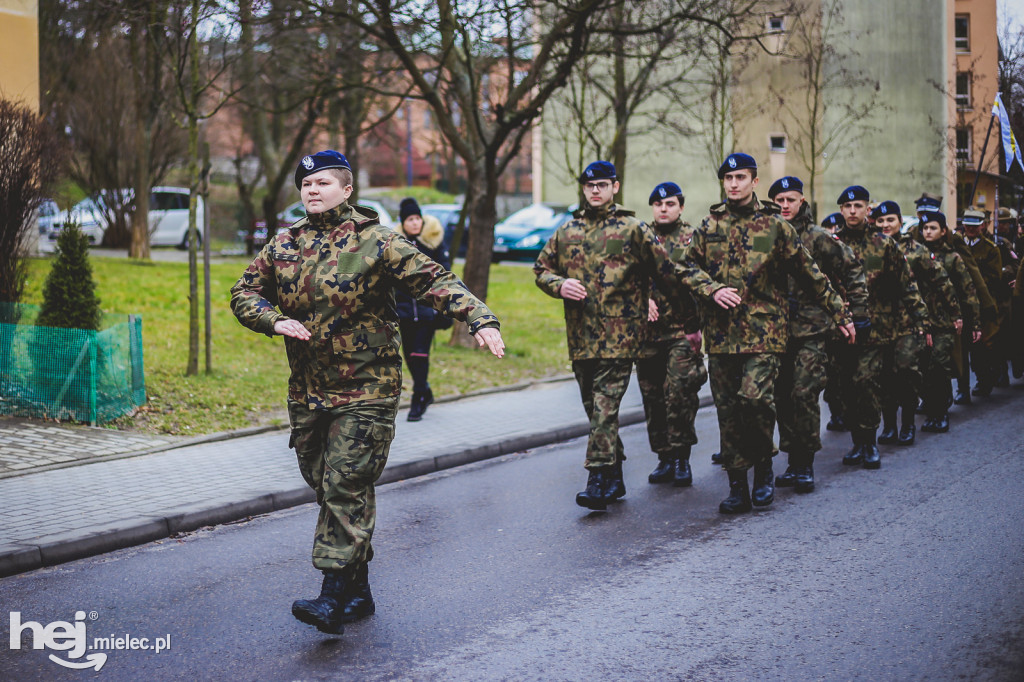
[492,203,575,262]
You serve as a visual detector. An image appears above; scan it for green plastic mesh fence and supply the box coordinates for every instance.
[0,303,145,425]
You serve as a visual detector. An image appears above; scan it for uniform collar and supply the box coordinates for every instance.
[306,202,352,230]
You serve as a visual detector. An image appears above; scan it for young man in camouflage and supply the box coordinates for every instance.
[834,186,928,470]
[231,150,505,635]
[636,182,708,488]
[534,161,691,512]
[768,177,868,494]
[959,209,1004,398]
[683,154,854,514]
[872,200,958,446]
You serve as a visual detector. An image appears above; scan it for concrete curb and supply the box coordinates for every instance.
[0,393,713,579]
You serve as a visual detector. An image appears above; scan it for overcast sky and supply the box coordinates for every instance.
[1002,0,1024,26]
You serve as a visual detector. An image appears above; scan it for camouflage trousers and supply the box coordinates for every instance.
[707,353,780,471]
[776,335,828,456]
[572,358,632,469]
[921,331,956,417]
[288,398,398,571]
[881,333,925,413]
[635,336,708,458]
[836,342,888,433]
[822,336,845,417]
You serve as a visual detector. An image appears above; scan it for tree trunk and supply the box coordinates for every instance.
[449,159,498,348]
[185,1,200,377]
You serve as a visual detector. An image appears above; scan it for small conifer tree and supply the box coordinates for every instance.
[37,222,102,331]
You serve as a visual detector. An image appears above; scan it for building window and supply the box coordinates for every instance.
[956,127,973,163]
[767,15,785,33]
[769,135,787,152]
[956,72,971,110]
[955,15,970,52]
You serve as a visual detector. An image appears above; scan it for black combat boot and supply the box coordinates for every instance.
[897,408,915,445]
[711,451,723,465]
[794,453,815,494]
[842,432,864,466]
[776,452,799,488]
[606,460,626,501]
[878,407,899,444]
[972,380,993,397]
[292,569,349,634]
[575,468,610,511]
[954,379,972,405]
[862,430,881,469]
[825,411,848,432]
[672,446,693,487]
[648,456,675,484]
[407,392,426,421]
[719,469,752,514]
[751,457,775,507]
[340,562,375,623]
[934,411,950,432]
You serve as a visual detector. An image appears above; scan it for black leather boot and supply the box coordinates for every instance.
[422,386,434,411]
[719,469,752,514]
[826,411,848,432]
[878,407,898,444]
[575,468,609,511]
[794,454,815,493]
[711,451,723,465]
[751,458,775,507]
[897,408,915,445]
[954,379,972,405]
[606,460,626,501]
[842,432,864,466]
[340,562,375,623]
[776,453,799,488]
[407,392,425,422]
[934,411,950,432]
[292,569,349,634]
[648,456,674,484]
[672,446,692,487]
[862,430,881,469]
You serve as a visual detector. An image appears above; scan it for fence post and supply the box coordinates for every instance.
[88,330,97,426]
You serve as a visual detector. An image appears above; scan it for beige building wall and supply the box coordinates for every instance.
[0,0,39,110]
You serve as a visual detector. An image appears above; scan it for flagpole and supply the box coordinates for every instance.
[967,112,996,207]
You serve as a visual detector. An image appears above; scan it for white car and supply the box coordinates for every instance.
[44,187,204,249]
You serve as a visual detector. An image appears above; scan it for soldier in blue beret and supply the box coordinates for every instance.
[233,150,506,635]
[636,181,708,488]
[683,154,854,514]
[768,176,868,493]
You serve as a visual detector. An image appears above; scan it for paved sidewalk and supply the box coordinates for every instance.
[0,375,714,578]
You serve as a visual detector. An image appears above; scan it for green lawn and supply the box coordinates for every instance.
[21,255,570,435]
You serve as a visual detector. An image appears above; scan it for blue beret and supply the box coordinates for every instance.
[821,212,843,229]
[295,150,352,189]
[579,161,617,183]
[649,181,683,205]
[837,185,870,204]
[921,211,947,231]
[767,176,803,199]
[870,200,901,220]
[717,153,757,179]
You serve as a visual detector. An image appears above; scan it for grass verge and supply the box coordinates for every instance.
[22,255,570,435]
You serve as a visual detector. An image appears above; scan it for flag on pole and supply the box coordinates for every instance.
[993,93,1024,173]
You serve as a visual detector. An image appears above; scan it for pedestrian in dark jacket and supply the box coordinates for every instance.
[395,197,451,421]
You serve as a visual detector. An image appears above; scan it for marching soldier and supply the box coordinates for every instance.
[534,161,692,511]
[768,177,867,493]
[636,182,708,488]
[682,154,854,514]
[872,201,958,446]
[958,209,1004,398]
[834,186,928,470]
[231,150,505,635]
[916,210,981,431]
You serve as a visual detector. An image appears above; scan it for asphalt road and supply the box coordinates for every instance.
[2,389,1023,680]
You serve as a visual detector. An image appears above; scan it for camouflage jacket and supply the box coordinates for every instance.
[787,203,868,339]
[835,222,927,345]
[643,218,702,347]
[923,239,980,332]
[230,203,499,410]
[683,195,851,354]
[533,203,688,360]
[892,231,959,334]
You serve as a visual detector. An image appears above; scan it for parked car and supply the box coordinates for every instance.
[492,203,575,262]
[43,187,204,249]
[246,198,394,247]
[421,203,466,257]
[36,199,60,235]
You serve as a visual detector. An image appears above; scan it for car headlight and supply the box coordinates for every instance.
[517,234,541,248]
